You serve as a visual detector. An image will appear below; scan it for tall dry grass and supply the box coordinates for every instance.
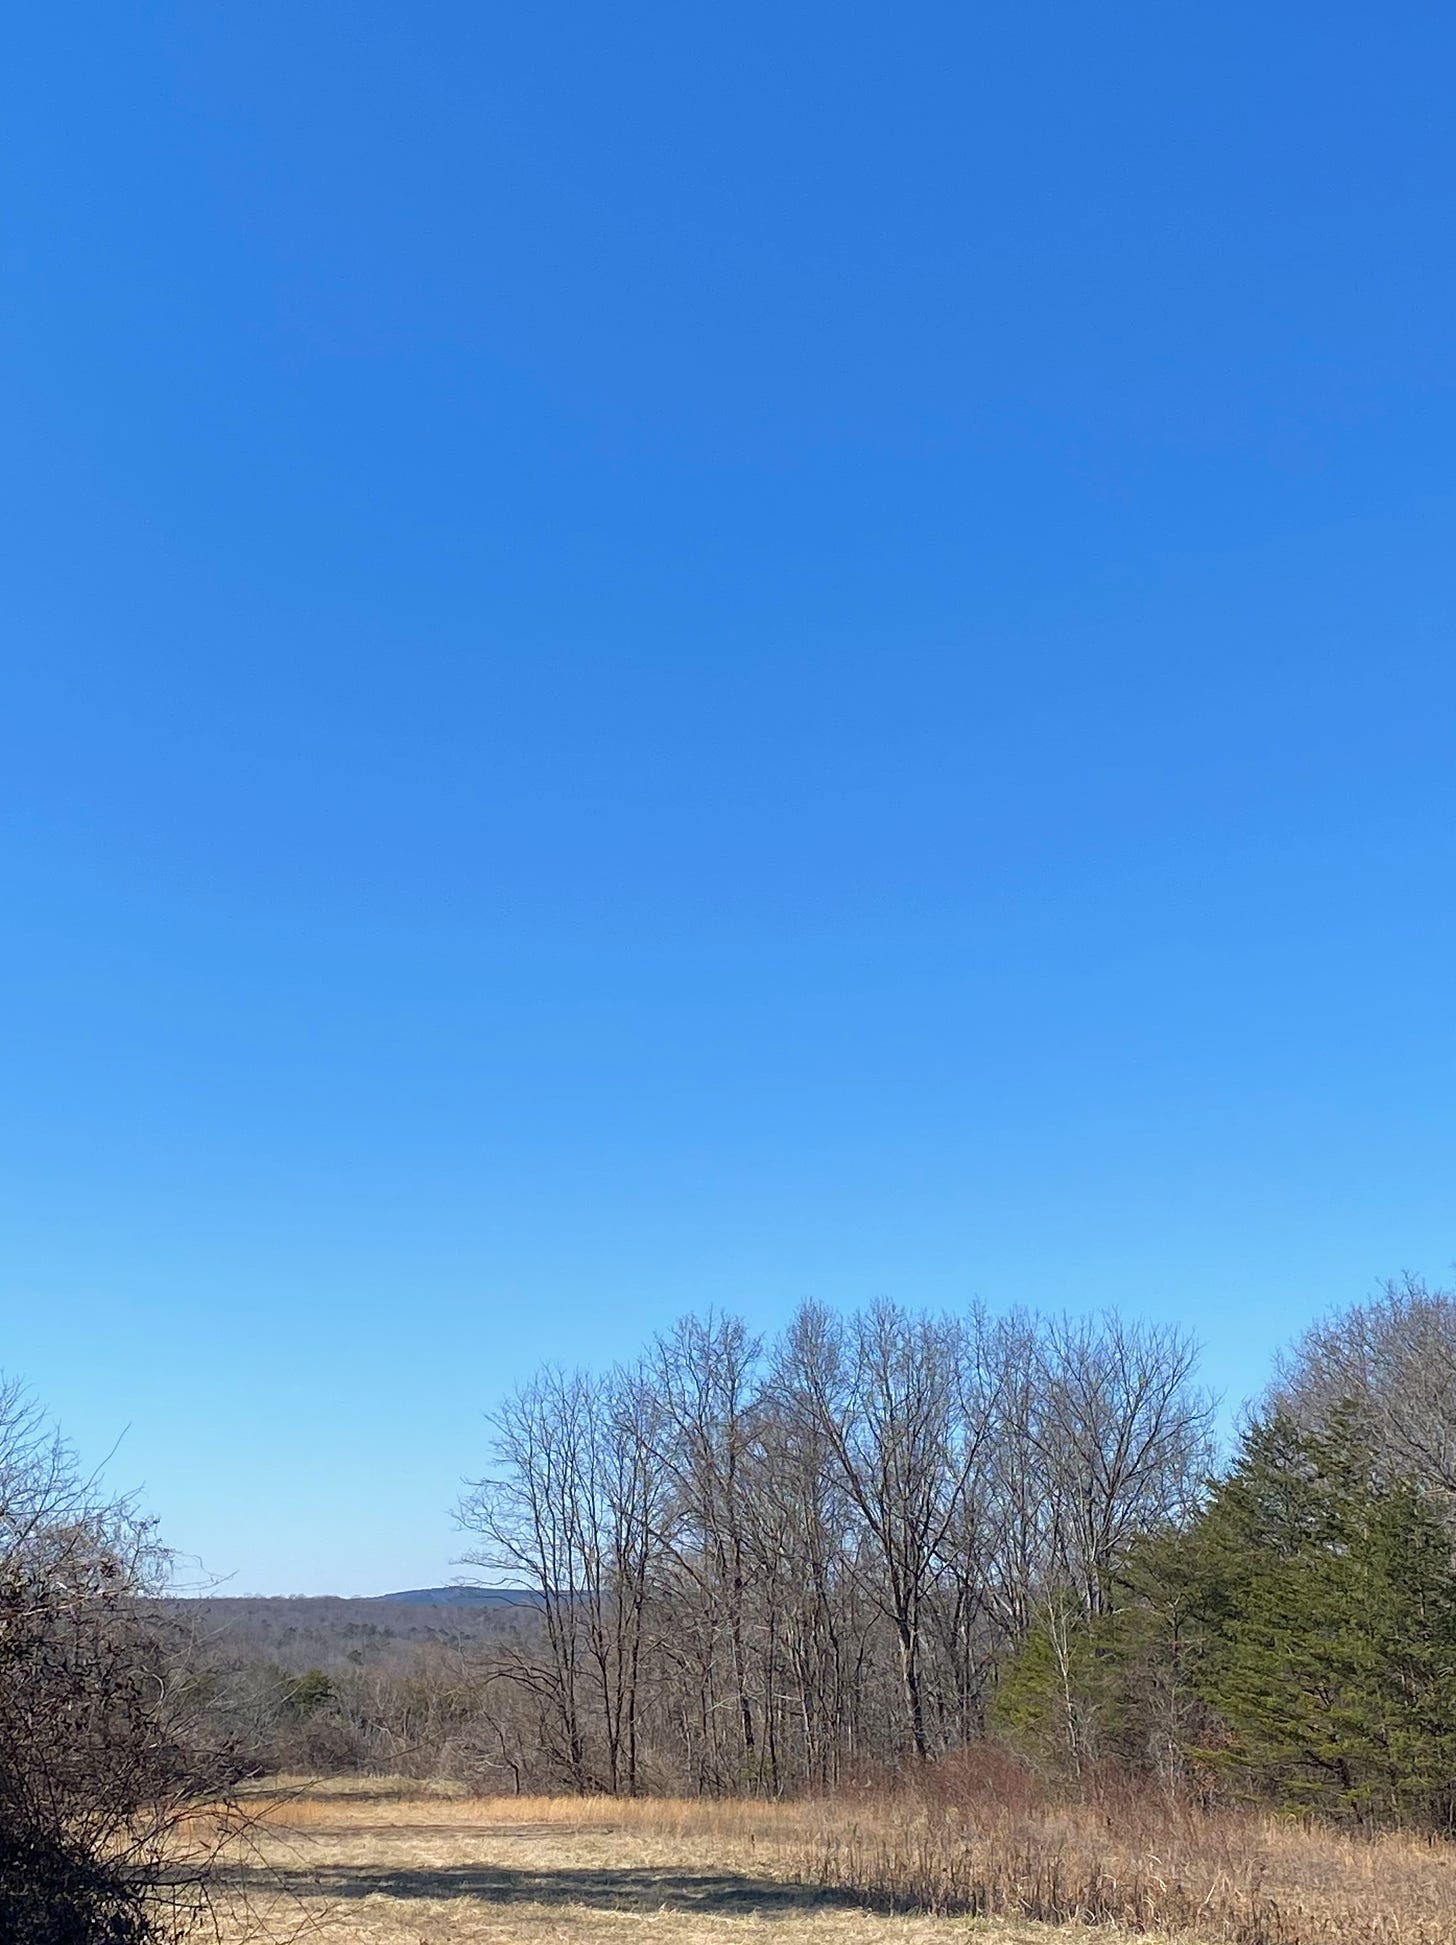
[225,1765,1456,1945]
[790,1757,1456,1945]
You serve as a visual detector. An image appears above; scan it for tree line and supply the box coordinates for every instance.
[457,1280,1456,1828]
[456,1300,1215,1795]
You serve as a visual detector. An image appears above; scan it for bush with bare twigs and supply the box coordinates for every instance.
[0,1379,240,1943]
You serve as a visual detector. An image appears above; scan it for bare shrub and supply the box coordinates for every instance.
[0,1379,239,1943]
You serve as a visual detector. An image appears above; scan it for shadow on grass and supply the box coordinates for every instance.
[218,1861,878,1917]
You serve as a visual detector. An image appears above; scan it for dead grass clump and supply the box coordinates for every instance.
[783,1788,1456,1944]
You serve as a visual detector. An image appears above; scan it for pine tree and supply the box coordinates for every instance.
[996,1405,1456,1828]
[1156,1407,1456,1825]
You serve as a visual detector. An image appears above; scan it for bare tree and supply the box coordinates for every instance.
[1272,1275,1456,1510]
[750,1361,861,1789]
[1033,1313,1213,1614]
[457,1302,1215,1794]
[647,1315,764,1791]
[457,1362,669,1793]
[458,1368,597,1788]
[975,1310,1060,1645]
[777,1302,986,1761]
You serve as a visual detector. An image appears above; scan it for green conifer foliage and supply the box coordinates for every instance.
[1184,1408,1456,1825]
[997,1406,1456,1829]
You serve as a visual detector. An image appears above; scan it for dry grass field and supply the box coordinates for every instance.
[202,1778,1456,1945]
[205,1782,1121,1945]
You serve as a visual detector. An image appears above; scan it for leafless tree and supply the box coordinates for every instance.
[457,1361,670,1793]
[457,1302,1214,1794]
[458,1368,598,1788]
[646,1315,764,1790]
[1033,1313,1213,1614]
[1272,1274,1456,1510]
[775,1302,987,1761]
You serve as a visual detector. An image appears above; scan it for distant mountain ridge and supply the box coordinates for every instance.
[171,1589,542,1674]
[374,1586,543,1607]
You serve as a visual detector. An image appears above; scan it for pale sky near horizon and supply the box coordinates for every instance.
[4,4,1456,1594]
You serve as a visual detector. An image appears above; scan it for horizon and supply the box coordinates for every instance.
[6,1,1456,1596]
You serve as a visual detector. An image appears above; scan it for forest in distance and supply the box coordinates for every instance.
[12,1275,1456,1945]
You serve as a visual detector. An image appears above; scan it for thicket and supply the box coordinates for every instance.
[0,1382,239,1944]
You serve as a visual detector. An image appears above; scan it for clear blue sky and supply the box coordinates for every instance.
[3,4,1454,1594]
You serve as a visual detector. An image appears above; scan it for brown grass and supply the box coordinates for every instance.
[204,1784,1105,1945]
[787,1785,1456,1943]
[203,1778,1456,1945]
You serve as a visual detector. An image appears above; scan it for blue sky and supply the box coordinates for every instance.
[3,4,1455,1594]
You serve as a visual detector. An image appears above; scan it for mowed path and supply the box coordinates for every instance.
[216,1792,1092,1945]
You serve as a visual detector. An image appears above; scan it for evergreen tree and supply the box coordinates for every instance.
[997,1405,1456,1828]
[1183,1407,1456,1825]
